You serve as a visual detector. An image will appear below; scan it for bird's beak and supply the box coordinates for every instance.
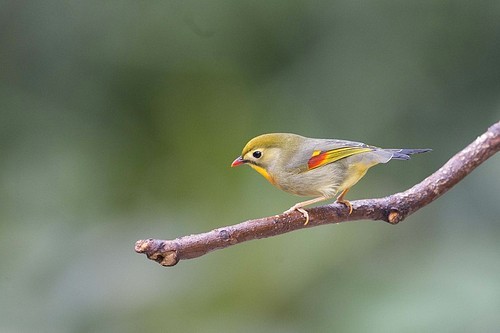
[231,156,245,167]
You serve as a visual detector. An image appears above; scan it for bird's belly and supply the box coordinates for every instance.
[273,165,345,198]
[273,157,377,198]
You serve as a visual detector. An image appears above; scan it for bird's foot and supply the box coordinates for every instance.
[336,199,353,214]
[284,205,310,225]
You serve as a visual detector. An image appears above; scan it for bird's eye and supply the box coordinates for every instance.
[252,151,262,159]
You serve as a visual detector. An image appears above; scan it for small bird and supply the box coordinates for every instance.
[231,133,431,225]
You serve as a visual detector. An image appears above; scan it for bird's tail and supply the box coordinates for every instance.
[388,148,432,160]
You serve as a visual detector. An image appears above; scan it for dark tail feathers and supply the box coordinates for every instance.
[388,148,432,160]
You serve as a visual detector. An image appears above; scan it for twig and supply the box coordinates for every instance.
[135,121,500,266]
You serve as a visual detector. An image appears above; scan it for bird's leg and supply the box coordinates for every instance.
[335,188,353,214]
[284,196,328,225]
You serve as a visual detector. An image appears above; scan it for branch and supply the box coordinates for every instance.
[135,121,500,267]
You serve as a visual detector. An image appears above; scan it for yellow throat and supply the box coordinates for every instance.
[249,164,275,184]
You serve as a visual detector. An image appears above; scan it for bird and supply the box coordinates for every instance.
[231,133,431,225]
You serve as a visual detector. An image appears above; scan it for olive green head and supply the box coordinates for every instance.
[230,133,304,183]
[232,133,302,167]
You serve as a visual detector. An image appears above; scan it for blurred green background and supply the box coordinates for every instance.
[1,1,499,332]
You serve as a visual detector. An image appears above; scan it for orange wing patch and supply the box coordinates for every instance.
[308,150,329,169]
[307,147,373,170]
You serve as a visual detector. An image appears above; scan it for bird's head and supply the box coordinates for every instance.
[231,133,302,184]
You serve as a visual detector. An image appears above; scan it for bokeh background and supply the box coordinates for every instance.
[1,1,499,332]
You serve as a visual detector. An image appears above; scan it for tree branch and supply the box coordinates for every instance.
[135,121,500,267]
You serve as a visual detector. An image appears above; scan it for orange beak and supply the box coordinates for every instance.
[231,156,245,167]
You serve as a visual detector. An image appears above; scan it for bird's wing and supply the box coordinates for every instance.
[284,139,382,172]
[307,146,374,170]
